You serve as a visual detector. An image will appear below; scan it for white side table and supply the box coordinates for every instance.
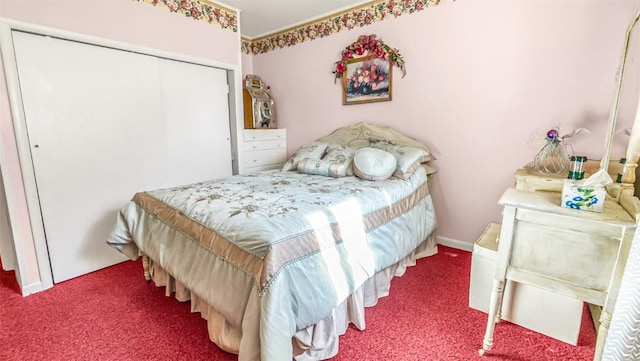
[480,188,636,360]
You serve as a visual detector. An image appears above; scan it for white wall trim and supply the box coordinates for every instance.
[0,19,47,291]
[20,281,43,297]
[0,170,17,271]
[0,17,242,293]
[437,236,473,252]
[230,20,245,175]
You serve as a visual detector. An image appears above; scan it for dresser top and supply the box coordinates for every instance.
[499,188,635,225]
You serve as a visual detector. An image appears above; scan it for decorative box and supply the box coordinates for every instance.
[561,179,606,212]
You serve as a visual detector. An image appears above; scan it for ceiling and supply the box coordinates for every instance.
[218,0,370,39]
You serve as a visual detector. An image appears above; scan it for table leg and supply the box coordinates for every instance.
[479,205,515,356]
[495,286,505,324]
[479,278,505,355]
[593,310,611,361]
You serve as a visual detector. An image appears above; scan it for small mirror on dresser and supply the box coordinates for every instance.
[599,10,640,216]
[593,9,640,361]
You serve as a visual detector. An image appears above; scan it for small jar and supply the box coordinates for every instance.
[568,156,587,180]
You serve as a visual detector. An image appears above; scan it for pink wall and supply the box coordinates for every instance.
[252,0,640,245]
[0,0,239,65]
[242,52,254,77]
[0,0,240,289]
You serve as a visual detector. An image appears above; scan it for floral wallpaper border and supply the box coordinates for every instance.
[135,0,449,55]
[134,0,238,32]
[241,0,448,55]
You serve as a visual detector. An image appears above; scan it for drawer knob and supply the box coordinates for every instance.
[253,159,257,163]
[252,135,256,139]
[253,145,257,149]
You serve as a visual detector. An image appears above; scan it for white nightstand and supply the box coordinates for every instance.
[470,170,587,345]
[241,129,287,174]
[479,188,636,358]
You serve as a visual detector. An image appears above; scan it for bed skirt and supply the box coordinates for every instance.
[142,231,438,361]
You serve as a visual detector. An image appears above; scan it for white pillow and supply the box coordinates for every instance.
[297,158,349,178]
[370,141,432,179]
[353,147,397,181]
[281,142,330,171]
[324,144,357,176]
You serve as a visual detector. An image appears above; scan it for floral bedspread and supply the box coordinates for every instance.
[108,168,436,361]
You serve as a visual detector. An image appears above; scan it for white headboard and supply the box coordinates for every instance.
[315,122,431,152]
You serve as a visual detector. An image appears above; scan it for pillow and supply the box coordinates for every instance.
[281,142,329,171]
[370,141,432,179]
[352,147,397,181]
[324,144,357,176]
[297,158,349,178]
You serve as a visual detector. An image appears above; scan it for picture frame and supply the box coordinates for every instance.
[342,55,392,105]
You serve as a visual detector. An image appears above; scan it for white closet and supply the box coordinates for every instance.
[11,31,233,283]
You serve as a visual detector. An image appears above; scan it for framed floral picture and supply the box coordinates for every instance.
[342,55,392,105]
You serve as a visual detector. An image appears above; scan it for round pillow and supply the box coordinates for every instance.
[353,147,397,181]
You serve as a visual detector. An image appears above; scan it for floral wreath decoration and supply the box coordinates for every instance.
[333,34,406,83]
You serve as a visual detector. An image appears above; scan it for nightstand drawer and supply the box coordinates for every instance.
[244,129,286,142]
[244,148,286,168]
[244,139,285,151]
[510,220,618,292]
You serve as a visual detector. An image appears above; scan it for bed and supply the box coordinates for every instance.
[107,122,438,361]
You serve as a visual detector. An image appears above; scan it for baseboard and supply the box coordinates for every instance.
[21,281,44,296]
[437,236,473,252]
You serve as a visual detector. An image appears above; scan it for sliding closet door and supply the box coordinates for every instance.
[158,58,232,186]
[12,31,232,283]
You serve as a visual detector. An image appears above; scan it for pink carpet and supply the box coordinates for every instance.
[0,245,595,360]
